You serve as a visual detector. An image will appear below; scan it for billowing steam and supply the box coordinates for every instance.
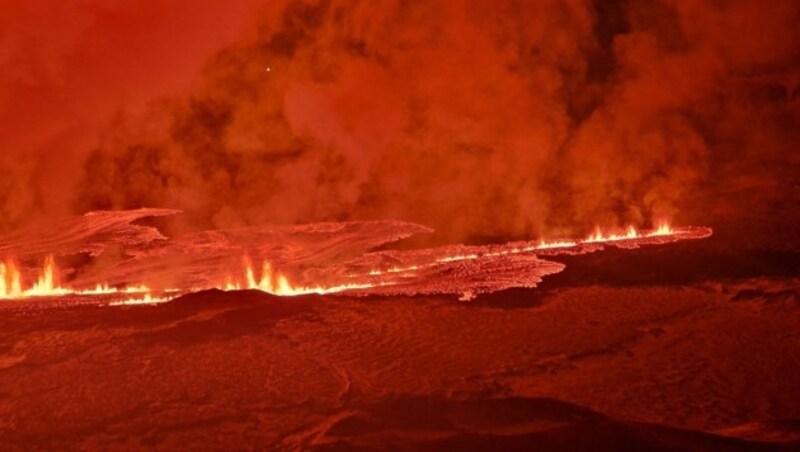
[2,1,798,240]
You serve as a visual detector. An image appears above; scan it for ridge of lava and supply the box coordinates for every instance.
[0,209,712,305]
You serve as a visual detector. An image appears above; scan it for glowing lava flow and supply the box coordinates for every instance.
[584,222,673,243]
[448,222,678,257]
[224,260,382,296]
[0,254,380,302]
[109,293,174,306]
[361,223,683,277]
[0,256,151,300]
[0,261,22,298]
[1,221,708,304]
[1,256,71,299]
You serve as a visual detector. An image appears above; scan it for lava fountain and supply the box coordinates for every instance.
[0,209,712,305]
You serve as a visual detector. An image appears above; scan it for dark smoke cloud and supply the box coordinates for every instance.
[4,1,799,241]
[0,0,261,229]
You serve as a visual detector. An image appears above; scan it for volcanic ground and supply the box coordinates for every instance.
[1,187,799,450]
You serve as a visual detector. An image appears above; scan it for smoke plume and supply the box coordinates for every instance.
[3,0,798,241]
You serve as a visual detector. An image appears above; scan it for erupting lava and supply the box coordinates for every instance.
[585,223,673,243]
[223,260,382,296]
[0,261,22,298]
[362,223,682,277]
[3,256,77,299]
[0,212,712,305]
[1,256,150,301]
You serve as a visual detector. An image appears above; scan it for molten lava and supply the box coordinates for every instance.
[1,256,69,298]
[0,256,150,301]
[585,223,673,243]
[223,260,382,296]
[0,211,712,305]
[0,260,22,298]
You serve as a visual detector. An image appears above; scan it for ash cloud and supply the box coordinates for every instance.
[0,0,261,230]
[4,0,799,241]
